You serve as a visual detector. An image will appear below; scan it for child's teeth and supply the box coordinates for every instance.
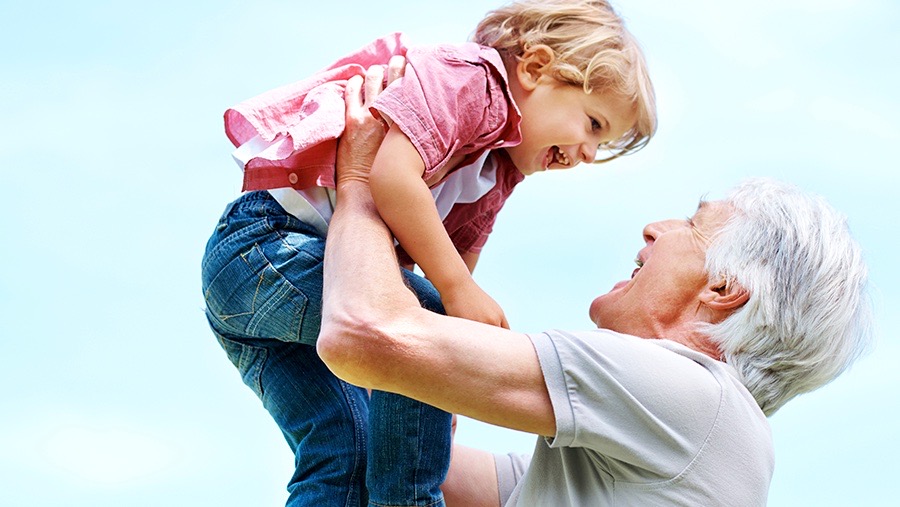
[552,147,568,166]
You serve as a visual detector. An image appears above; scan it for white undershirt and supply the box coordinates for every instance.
[233,134,498,237]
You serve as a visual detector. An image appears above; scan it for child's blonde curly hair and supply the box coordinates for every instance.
[473,0,656,160]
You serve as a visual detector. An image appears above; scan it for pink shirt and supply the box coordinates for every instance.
[225,33,525,256]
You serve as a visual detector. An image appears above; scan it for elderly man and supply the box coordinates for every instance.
[317,73,872,506]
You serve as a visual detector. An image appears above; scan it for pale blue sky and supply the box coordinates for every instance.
[1,0,898,505]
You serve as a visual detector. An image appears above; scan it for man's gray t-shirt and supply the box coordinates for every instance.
[495,329,773,506]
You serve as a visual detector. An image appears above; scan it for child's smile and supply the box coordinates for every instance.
[543,145,573,170]
[507,75,637,176]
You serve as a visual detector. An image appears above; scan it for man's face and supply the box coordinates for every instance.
[589,200,734,338]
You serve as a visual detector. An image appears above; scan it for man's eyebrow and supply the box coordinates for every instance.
[687,199,710,227]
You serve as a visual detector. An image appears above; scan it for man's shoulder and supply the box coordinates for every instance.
[531,329,735,431]
[535,328,716,368]
[529,328,773,503]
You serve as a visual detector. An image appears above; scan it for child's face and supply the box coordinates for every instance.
[506,77,637,176]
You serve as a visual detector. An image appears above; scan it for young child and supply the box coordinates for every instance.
[202,1,656,505]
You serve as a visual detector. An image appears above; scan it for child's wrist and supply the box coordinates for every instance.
[435,271,476,300]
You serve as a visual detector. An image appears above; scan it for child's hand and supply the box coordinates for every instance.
[442,278,509,329]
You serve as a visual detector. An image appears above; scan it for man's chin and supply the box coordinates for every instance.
[588,298,606,328]
[589,290,627,331]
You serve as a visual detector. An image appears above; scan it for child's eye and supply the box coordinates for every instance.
[590,117,602,132]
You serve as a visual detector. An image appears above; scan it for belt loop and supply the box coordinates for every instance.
[222,197,240,218]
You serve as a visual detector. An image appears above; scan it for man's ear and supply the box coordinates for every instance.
[516,44,555,91]
[701,277,750,312]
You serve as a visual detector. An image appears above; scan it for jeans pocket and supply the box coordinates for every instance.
[203,242,308,343]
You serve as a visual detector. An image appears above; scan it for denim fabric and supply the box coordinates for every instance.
[201,191,450,507]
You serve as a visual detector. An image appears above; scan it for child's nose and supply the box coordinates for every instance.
[580,142,599,163]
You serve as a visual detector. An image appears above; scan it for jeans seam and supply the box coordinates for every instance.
[236,242,309,342]
[206,246,263,326]
[413,401,422,502]
[367,500,444,507]
[341,380,366,507]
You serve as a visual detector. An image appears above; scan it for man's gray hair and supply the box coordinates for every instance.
[701,178,873,416]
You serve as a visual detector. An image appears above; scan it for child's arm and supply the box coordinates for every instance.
[460,252,481,274]
[405,250,479,274]
[369,125,508,329]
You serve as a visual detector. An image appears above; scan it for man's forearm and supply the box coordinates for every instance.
[322,180,392,305]
[318,176,556,437]
[318,179,421,387]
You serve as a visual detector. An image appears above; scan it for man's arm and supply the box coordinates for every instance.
[318,178,554,436]
[443,444,501,507]
[317,72,555,436]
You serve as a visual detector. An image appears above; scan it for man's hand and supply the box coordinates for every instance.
[336,56,405,186]
[321,53,554,448]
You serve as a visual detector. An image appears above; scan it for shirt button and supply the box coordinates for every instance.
[288,173,298,185]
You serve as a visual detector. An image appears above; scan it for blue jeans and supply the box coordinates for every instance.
[201,191,451,506]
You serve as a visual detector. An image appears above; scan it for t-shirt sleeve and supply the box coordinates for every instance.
[528,329,724,480]
[494,452,531,506]
[372,45,513,180]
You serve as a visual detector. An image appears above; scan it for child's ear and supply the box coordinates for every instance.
[516,44,555,91]
[700,277,750,312]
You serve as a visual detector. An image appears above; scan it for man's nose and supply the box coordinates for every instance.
[642,223,656,245]
[643,219,679,243]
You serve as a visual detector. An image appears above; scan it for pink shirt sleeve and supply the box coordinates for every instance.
[226,33,408,191]
[372,43,521,181]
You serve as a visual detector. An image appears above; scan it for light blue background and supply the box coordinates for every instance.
[2,0,897,505]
